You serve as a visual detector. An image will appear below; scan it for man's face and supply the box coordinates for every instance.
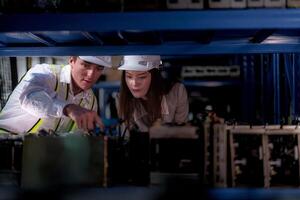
[69,57,104,93]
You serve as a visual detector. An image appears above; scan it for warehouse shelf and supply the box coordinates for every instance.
[1,9,300,55]
[94,79,240,90]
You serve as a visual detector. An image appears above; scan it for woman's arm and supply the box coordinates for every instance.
[174,83,189,124]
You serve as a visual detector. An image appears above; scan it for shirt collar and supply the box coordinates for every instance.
[60,64,71,84]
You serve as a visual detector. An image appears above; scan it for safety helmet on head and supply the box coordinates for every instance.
[118,55,162,71]
[78,56,112,68]
[205,105,213,112]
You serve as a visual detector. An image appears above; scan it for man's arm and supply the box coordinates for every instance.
[18,64,67,118]
[63,104,104,131]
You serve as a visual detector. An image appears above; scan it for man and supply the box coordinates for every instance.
[0,56,111,134]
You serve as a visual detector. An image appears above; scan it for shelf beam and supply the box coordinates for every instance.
[249,29,276,44]
[1,43,300,56]
[2,10,300,32]
[1,10,300,55]
[81,32,104,45]
[25,32,57,46]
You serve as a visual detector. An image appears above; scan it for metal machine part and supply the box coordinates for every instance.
[212,125,300,188]
[21,134,110,190]
[0,134,23,186]
[268,134,299,186]
[149,125,202,181]
[230,134,264,187]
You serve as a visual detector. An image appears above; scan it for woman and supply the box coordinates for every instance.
[117,55,189,186]
[118,55,189,132]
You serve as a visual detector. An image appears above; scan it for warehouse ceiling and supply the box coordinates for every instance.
[0,9,300,56]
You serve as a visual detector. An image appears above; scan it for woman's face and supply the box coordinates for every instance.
[125,70,152,99]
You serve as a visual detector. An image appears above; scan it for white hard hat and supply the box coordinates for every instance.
[205,105,213,112]
[78,56,112,68]
[118,55,162,71]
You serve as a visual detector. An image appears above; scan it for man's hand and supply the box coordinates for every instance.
[63,104,104,132]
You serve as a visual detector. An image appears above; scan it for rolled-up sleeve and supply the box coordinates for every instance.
[18,64,68,118]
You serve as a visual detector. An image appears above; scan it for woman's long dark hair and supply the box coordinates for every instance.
[118,69,175,127]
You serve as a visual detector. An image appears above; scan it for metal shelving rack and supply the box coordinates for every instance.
[1,9,300,56]
[1,9,300,123]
